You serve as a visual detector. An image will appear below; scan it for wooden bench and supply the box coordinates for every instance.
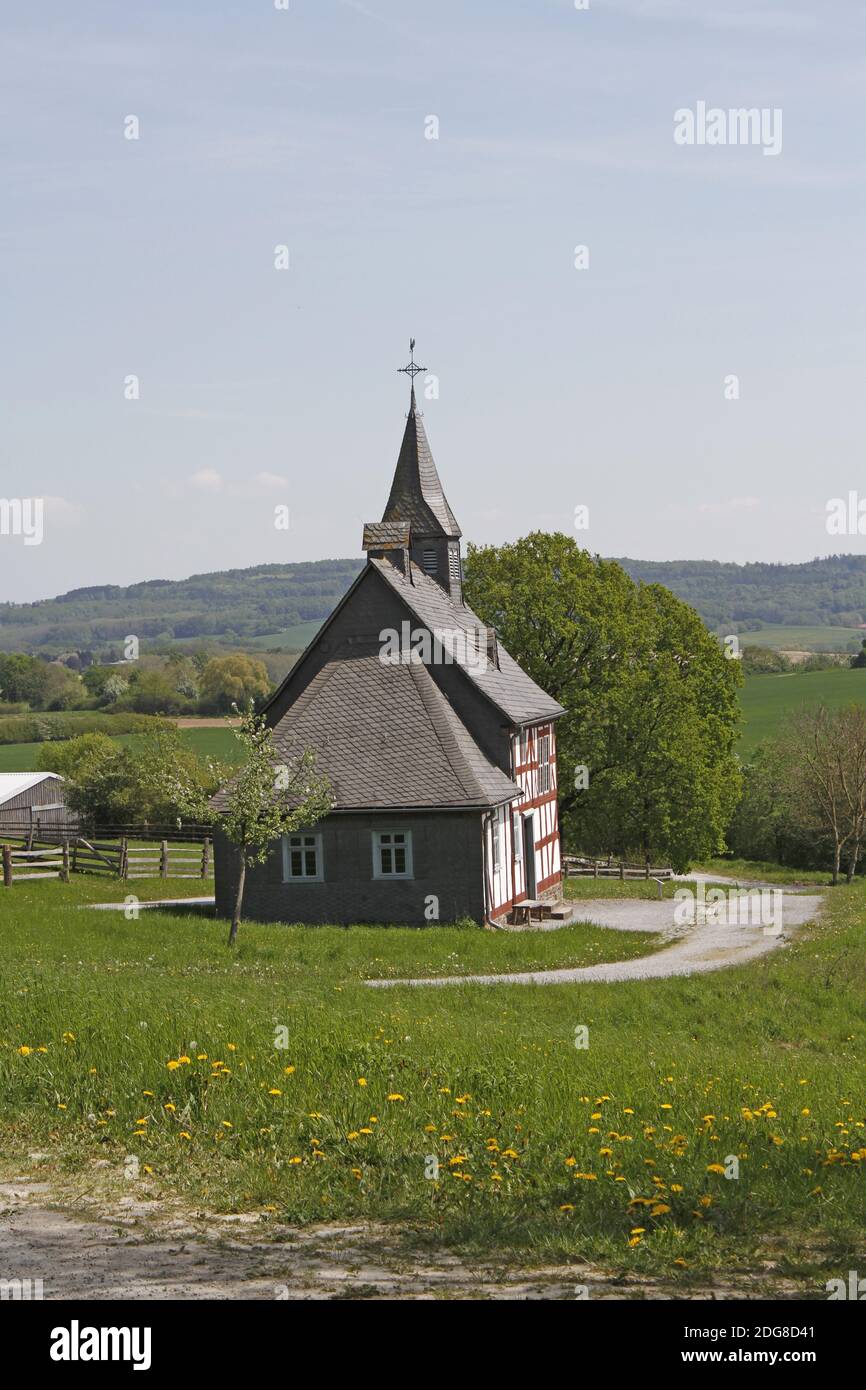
[511,899,551,925]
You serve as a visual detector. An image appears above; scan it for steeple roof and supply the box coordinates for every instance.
[381,389,461,538]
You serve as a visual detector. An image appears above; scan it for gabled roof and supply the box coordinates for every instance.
[370,558,565,726]
[381,394,461,538]
[0,772,61,806]
[362,521,411,550]
[212,646,520,813]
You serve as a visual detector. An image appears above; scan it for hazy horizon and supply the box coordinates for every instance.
[4,0,865,603]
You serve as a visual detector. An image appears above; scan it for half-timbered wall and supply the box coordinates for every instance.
[485,721,561,919]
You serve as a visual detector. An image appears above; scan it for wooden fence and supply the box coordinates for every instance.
[2,843,70,885]
[562,855,673,881]
[1,836,212,886]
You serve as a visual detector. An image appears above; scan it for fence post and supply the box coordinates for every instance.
[160,840,168,879]
[201,836,211,879]
[2,845,12,887]
[61,840,70,883]
[120,836,128,880]
[619,862,625,882]
[645,863,650,880]
[593,861,598,879]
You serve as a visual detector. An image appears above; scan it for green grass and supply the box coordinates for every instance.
[242,620,323,652]
[0,726,241,772]
[740,667,866,753]
[2,869,863,1286]
[688,859,831,886]
[739,625,865,652]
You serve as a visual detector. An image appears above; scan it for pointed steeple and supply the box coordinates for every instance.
[381,387,461,538]
[363,342,464,602]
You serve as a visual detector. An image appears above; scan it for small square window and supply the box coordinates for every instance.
[372,829,413,879]
[283,832,323,882]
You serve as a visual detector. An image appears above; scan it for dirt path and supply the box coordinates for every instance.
[0,1174,812,1300]
[367,890,823,989]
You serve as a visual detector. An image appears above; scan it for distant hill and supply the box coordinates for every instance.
[0,560,363,657]
[615,555,866,633]
[4,552,866,658]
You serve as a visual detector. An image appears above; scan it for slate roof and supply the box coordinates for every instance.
[211,646,520,813]
[361,520,411,550]
[381,395,461,538]
[370,559,566,726]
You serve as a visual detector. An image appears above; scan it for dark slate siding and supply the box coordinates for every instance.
[214,810,485,926]
[266,565,515,775]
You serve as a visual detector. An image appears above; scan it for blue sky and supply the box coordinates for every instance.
[2,0,865,601]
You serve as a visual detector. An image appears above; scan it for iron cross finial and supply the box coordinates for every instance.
[397,339,426,387]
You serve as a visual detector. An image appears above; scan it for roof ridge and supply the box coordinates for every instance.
[404,656,488,802]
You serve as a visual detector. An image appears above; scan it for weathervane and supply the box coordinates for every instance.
[397,338,426,392]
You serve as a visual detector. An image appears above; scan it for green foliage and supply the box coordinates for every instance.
[0,710,153,746]
[200,706,332,942]
[52,719,223,825]
[741,645,792,675]
[0,559,361,657]
[37,732,119,783]
[0,653,82,710]
[617,553,866,631]
[198,655,272,713]
[464,532,742,869]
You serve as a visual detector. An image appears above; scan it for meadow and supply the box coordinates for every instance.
[0,726,242,773]
[739,666,866,754]
[1,868,862,1288]
[739,625,864,652]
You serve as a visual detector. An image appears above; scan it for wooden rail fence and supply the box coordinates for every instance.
[2,836,212,886]
[562,855,673,881]
[2,843,70,885]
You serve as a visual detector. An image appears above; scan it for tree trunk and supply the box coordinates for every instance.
[229,855,246,947]
[847,841,861,883]
[832,841,841,886]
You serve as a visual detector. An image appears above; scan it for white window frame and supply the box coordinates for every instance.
[282,832,323,883]
[513,810,523,861]
[537,733,551,794]
[372,828,414,880]
[492,813,502,873]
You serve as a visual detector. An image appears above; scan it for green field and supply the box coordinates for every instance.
[1,867,862,1289]
[242,620,323,652]
[739,625,864,652]
[740,667,866,753]
[0,726,241,772]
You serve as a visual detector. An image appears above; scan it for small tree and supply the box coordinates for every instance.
[214,706,332,946]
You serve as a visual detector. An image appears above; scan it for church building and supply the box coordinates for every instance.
[213,347,564,926]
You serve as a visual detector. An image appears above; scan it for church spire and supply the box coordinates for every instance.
[362,341,464,601]
[383,341,460,539]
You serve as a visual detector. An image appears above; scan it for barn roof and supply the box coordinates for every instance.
[0,772,62,806]
[381,393,461,538]
[211,646,520,813]
[370,559,566,725]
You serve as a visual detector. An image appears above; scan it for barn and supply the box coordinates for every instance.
[0,772,71,839]
[213,353,565,926]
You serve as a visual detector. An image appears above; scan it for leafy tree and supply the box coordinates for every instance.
[54,720,221,826]
[850,639,866,669]
[199,655,271,713]
[464,532,742,870]
[0,653,49,706]
[172,705,332,946]
[38,731,118,783]
[777,705,866,883]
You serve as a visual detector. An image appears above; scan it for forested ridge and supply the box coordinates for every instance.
[4,552,866,655]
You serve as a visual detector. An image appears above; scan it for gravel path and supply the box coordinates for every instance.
[0,1175,812,1300]
[366,889,823,989]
